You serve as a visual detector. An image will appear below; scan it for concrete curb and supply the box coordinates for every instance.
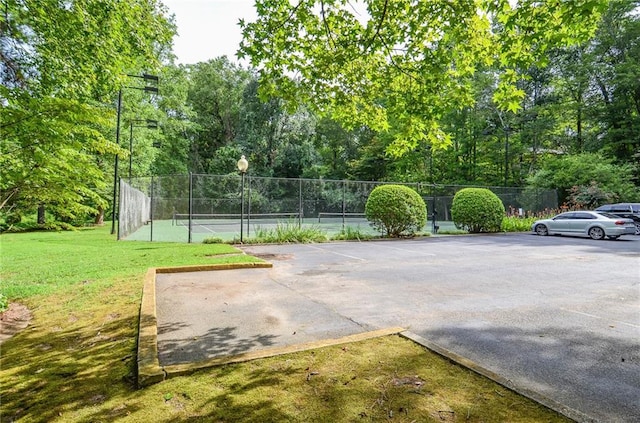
[162,327,406,380]
[400,331,597,423]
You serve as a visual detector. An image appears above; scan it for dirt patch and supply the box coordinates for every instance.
[0,303,32,344]
[244,252,293,261]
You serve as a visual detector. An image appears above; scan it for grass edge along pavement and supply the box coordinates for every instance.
[2,227,573,422]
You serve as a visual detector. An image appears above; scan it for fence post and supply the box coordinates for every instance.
[299,178,303,228]
[116,178,122,240]
[247,176,251,238]
[342,180,346,230]
[188,172,193,244]
[150,176,154,242]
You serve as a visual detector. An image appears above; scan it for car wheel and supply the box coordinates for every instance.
[535,224,549,236]
[588,226,605,240]
[634,223,640,236]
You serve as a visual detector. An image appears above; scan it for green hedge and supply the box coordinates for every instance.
[365,185,427,237]
[451,188,504,233]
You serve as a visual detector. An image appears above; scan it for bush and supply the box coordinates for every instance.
[451,188,505,233]
[365,185,427,237]
[567,181,615,209]
[330,226,376,241]
[249,221,328,244]
[501,216,537,232]
[1,211,23,232]
[527,153,640,204]
[202,237,226,244]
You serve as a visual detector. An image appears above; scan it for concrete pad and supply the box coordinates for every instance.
[138,262,403,387]
[154,267,377,366]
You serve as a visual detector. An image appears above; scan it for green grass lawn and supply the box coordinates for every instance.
[0,227,571,422]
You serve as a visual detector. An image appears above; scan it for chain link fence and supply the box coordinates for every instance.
[119,174,557,242]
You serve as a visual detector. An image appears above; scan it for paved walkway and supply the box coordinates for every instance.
[155,234,640,423]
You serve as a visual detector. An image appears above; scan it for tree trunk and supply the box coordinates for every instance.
[37,205,45,225]
[576,106,583,153]
[94,206,105,225]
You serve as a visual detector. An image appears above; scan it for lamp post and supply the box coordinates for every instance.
[111,73,159,235]
[237,155,249,243]
[129,119,158,181]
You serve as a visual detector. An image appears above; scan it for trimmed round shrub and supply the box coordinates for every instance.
[451,188,505,233]
[365,185,427,237]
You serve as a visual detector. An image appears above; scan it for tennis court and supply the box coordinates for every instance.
[121,214,456,243]
[118,175,555,243]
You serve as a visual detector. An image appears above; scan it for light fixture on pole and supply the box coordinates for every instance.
[129,119,158,181]
[111,73,159,235]
[237,155,249,243]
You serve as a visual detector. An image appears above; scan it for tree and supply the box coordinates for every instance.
[185,58,253,174]
[239,0,606,158]
[237,79,318,178]
[1,97,115,223]
[151,64,198,176]
[0,0,174,224]
[309,117,363,180]
[549,45,599,154]
[527,153,639,204]
[588,0,640,165]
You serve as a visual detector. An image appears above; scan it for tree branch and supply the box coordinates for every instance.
[364,0,388,52]
[320,0,337,49]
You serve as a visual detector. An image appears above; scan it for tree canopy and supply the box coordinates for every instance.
[0,0,174,221]
[239,0,608,156]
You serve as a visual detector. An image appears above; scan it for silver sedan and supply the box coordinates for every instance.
[532,211,636,240]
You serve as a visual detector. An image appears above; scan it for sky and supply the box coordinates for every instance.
[162,0,258,65]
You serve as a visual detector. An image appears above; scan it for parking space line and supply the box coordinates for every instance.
[375,244,436,256]
[560,307,640,328]
[305,244,367,261]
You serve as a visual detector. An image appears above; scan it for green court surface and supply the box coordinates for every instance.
[121,217,456,243]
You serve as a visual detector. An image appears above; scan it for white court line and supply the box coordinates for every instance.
[178,223,216,233]
[560,308,640,329]
[305,244,367,261]
[198,225,216,233]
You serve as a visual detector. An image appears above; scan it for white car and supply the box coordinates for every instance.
[531,211,636,240]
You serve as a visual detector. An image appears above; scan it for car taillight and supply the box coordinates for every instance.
[614,220,626,225]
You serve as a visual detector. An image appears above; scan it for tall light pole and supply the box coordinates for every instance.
[111,73,159,235]
[129,119,158,181]
[504,126,510,187]
[497,111,510,188]
[237,155,249,243]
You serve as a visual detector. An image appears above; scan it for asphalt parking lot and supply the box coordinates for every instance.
[156,233,639,422]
